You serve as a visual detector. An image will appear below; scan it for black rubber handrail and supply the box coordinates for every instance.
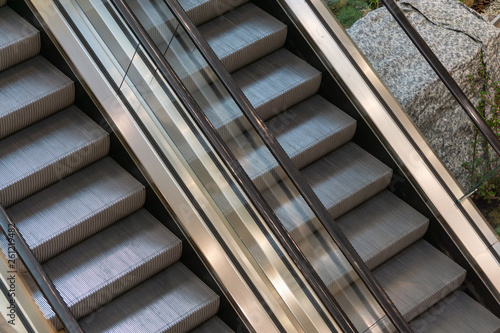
[382,0,500,158]
[109,0,356,331]
[0,206,83,333]
[160,0,412,332]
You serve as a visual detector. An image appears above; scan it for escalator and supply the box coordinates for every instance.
[0,2,232,332]
[1,0,500,332]
[124,0,500,331]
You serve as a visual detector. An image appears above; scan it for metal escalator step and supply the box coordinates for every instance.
[191,317,233,333]
[0,56,74,139]
[0,106,109,207]
[203,3,287,73]
[27,209,182,329]
[164,3,287,93]
[263,142,392,243]
[79,262,220,333]
[7,157,145,262]
[335,240,466,332]
[228,95,356,191]
[196,49,322,141]
[298,191,429,295]
[125,0,248,47]
[0,7,40,71]
[180,0,249,25]
[410,290,500,333]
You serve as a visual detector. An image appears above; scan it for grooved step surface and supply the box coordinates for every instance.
[7,157,145,262]
[180,0,249,25]
[125,0,249,47]
[0,7,40,71]
[163,3,287,93]
[0,106,109,207]
[299,191,429,295]
[30,209,182,329]
[191,317,234,333]
[336,241,466,333]
[264,142,392,243]
[0,56,74,138]
[410,291,500,333]
[228,95,356,191]
[199,3,286,73]
[195,49,322,141]
[80,263,220,333]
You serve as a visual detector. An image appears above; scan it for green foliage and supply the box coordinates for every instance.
[462,52,500,202]
[326,0,371,28]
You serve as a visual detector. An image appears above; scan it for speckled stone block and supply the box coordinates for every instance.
[348,0,500,188]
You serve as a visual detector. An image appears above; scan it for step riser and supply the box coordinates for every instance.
[80,263,220,333]
[0,136,109,207]
[49,243,182,329]
[0,33,40,72]
[249,122,357,192]
[0,83,75,139]
[213,73,322,142]
[185,0,250,26]
[30,187,145,262]
[282,170,392,244]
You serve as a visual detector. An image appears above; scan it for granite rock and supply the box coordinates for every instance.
[347,0,500,188]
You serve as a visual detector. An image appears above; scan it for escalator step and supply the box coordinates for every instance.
[79,262,220,333]
[28,209,182,329]
[298,190,429,295]
[197,49,322,141]
[164,3,287,93]
[7,157,145,262]
[335,240,466,332]
[228,95,356,191]
[202,3,287,73]
[0,56,74,138]
[125,0,249,48]
[0,106,109,207]
[263,142,392,243]
[0,7,40,71]
[191,316,234,333]
[410,290,500,333]
[181,0,249,26]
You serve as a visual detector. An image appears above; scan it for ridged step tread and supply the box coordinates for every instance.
[125,0,249,46]
[298,190,429,295]
[0,106,109,207]
[0,56,74,139]
[191,317,234,333]
[410,291,500,333]
[28,209,182,329]
[79,263,220,333]
[263,142,392,243]
[164,3,287,92]
[7,157,145,262]
[195,48,322,141]
[336,240,466,332]
[228,95,356,191]
[0,7,40,71]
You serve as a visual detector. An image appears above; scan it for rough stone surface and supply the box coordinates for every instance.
[347,0,500,188]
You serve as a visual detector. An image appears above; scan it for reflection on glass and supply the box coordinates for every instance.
[70,0,404,330]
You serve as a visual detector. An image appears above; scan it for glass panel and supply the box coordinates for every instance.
[63,0,348,330]
[68,0,395,330]
[109,0,393,330]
